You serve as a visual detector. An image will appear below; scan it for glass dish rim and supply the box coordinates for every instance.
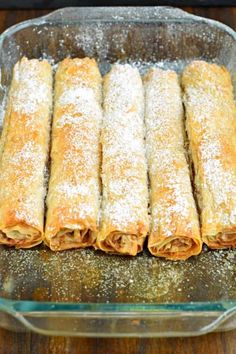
[1,298,236,313]
[0,6,236,49]
[1,298,236,337]
[0,6,236,318]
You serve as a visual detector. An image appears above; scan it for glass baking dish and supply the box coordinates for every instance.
[0,6,236,337]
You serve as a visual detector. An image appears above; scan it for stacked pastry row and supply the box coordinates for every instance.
[0,57,236,260]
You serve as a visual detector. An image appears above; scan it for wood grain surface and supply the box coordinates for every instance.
[0,7,236,354]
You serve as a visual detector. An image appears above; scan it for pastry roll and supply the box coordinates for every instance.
[0,57,52,248]
[45,58,102,251]
[182,60,236,249]
[144,68,201,260]
[96,64,149,256]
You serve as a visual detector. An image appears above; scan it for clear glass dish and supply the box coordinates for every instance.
[0,6,236,337]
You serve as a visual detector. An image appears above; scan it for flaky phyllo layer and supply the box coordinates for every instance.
[44,58,102,251]
[95,64,149,256]
[182,61,236,250]
[2,58,236,258]
[144,68,201,260]
[0,57,52,248]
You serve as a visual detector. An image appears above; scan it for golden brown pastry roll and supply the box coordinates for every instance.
[144,68,201,260]
[45,58,102,251]
[182,60,236,249]
[95,64,149,256]
[0,57,52,248]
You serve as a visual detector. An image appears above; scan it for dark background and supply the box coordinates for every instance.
[0,0,236,8]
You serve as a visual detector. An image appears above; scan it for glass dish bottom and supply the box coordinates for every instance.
[0,246,236,336]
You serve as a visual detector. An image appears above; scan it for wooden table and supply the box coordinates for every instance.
[0,7,236,354]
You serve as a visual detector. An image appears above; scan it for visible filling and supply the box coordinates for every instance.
[150,236,200,260]
[160,237,193,252]
[51,228,95,251]
[0,226,41,248]
[207,232,236,248]
[101,232,142,256]
[217,233,236,244]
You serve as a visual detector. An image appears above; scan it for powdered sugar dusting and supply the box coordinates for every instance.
[55,179,99,199]
[13,60,51,115]
[144,68,199,239]
[9,141,43,166]
[0,58,52,230]
[199,136,236,226]
[151,152,197,237]
[101,64,149,232]
[59,87,95,107]
[183,61,236,231]
[0,141,46,226]
[46,59,102,232]
[145,68,184,150]
[0,246,235,303]
[14,194,42,227]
